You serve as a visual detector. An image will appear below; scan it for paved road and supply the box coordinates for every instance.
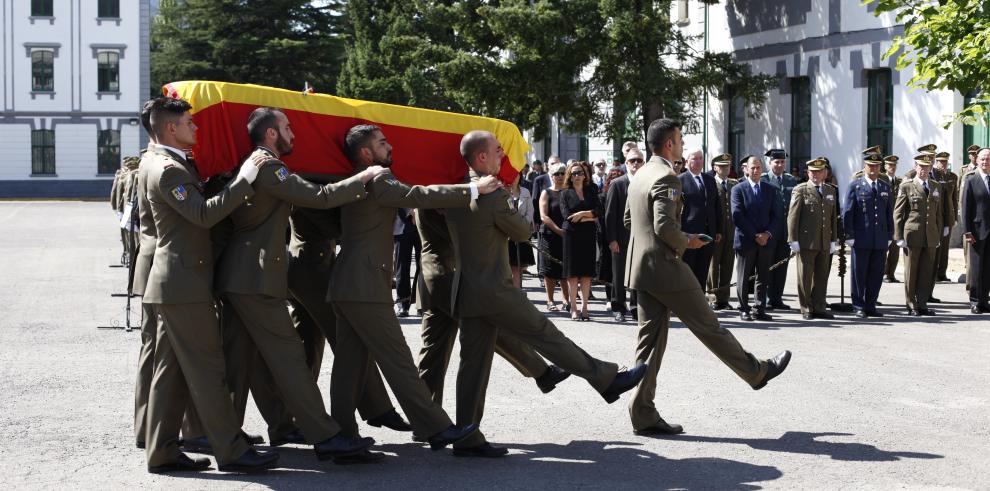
[0,201,986,490]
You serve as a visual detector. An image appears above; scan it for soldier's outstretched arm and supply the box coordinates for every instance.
[256,161,367,209]
[157,164,254,229]
[370,172,472,210]
[649,174,689,252]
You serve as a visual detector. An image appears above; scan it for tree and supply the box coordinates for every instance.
[336,0,777,145]
[151,0,346,96]
[866,0,990,124]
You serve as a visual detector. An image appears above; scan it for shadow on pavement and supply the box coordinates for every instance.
[165,439,783,490]
[665,432,943,462]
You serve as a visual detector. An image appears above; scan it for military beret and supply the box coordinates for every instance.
[806,158,827,171]
[711,153,733,166]
[764,149,787,159]
[934,152,950,161]
[916,143,937,154]
[967,144,981,154]
[913,153,933,166]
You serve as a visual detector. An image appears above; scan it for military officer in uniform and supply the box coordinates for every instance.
[905,144,950,303]
[843,148,894,318]
[215,107,385,462]
[761,149,798,310]
[960,144,982,292]
[624,119,791,435]
[443,130,645,451]
[894,153,948,316]
[787,159,838,320]
[142,97,278,473]
[329,124,491,450]
[933,152,959,282]
[707,154,737,310]
[883,155,903,283]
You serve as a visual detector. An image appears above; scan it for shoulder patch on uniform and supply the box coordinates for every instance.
[275,166,290,182]
[171,184,187,201]
[163,163,175,170]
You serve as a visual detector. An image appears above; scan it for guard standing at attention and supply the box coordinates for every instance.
[843,147,894,318]
[787,158,838,320]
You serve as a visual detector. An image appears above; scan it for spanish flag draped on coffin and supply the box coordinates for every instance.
[162,81,529,184]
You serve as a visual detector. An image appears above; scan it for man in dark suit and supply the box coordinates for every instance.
[604,147,645,322]
[761,149,798,310]
[731,155,779,321]
[843,148,894,318]
[962,148,990,314]
[531,155,559,212]
[679,148,721,289]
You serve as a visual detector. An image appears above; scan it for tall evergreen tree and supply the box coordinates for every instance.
[151,0,346,95]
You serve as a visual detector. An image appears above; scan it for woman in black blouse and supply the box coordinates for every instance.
[560,161,601,321]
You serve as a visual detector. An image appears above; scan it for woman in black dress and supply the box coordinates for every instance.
[560,161,602,321]
[538,163,569,311]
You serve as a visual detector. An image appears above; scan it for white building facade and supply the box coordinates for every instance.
[0,0,151,197]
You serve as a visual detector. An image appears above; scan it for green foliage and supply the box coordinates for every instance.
[865,0,990,125]
[151,0,346,96]
[337,0,776,143]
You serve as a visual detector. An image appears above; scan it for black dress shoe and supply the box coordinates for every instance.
[633,417,684,436]
[875,301,884,306]
[740,311,753,321]
[218,448,279,473]
[884,277,900,283]
[630,309,639,321]
[241,431,265,445]
[971,305,984,314]
[802,312,813,320]
[148,452,212,474]
[270,429,306,447]
[333,449,386,465]
[928,297,941,303]
[936,276,950,282]
[866,310,884,317]
[535,365,571,394]
[769,302,791,310]
[600,363,648,403]
[180,436,213,455]
[315,434,375,460]
[452,442,509,458]
[906,308,920,316]
[712,302,731,311]
[854,310,867,319]
[428,424,479,451]
[753,311,773,321]
[367,408,413,432]
[918,308,937,316]
[752,350,792,390]
[136,441,145,450]
[813,312,834,319]
[613,311,626,322]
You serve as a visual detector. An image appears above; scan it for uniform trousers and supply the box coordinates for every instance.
[223,293,341,444]
[903,246,937,310]
[629,288,767,430]
[796,249,831,314]
[417,307,547,405]
[288,282,394,420]
[884,241,900,279]
[331,301,453,439]
[682,243,714,290]
[220,301,296,442]
[735,244,773,312]
[610,246,637,313]
[850,247,886,312]
[456,292,618,448]
[146,302,249,467]
[936,239,951,279]
[135,302,203,444]
[767,237,791,305]
[708,237,735,304]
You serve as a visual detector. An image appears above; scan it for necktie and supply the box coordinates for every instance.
[816,185,822,197]
[753,183,760,199]
[986,175,989,193]
[871,181,878,199]
[923,182,930,196]
[722,180,728,193]
[695,175,706,198]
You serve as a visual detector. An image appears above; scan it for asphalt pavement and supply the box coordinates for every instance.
[0,201,986,490]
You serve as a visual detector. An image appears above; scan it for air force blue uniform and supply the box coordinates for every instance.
[843,177,894,313]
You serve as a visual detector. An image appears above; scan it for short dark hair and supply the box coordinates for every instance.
[149,97,192,141]
[460,130,491,165]
[140,97,163,136]
[646,118,681,153]
[247,107,283,146]
[343,124,382,163]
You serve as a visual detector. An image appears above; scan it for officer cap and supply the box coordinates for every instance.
[711,153,733,166]
[764,149,787,159]
[862,145,883,164]
[916,143,937,155]
[883,155,899,164]
[806,158,827,171]
[913,154,933,166]
[967,144,981,155]
[934,151,950,161]
[739,154,756,167]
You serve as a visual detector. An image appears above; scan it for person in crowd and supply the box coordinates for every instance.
[844,147,894,318]
[393,208,421,317]
[671,159,685,174]
[883,155,903,283]
[679,148,721,289]
[732,155,778,322]
[894,153,948,316]
[508,177,536,287]
[597,167,626,293]
[592,158,608,189]
[962,148,990,314]
[532,155,560,215]
[605,148,643,322]
[933,152,959,282]
[560,161,602,321]
[787,158,838,320]
[538,162,570,311]
[760,149,798,311]
[708,154,737,310]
